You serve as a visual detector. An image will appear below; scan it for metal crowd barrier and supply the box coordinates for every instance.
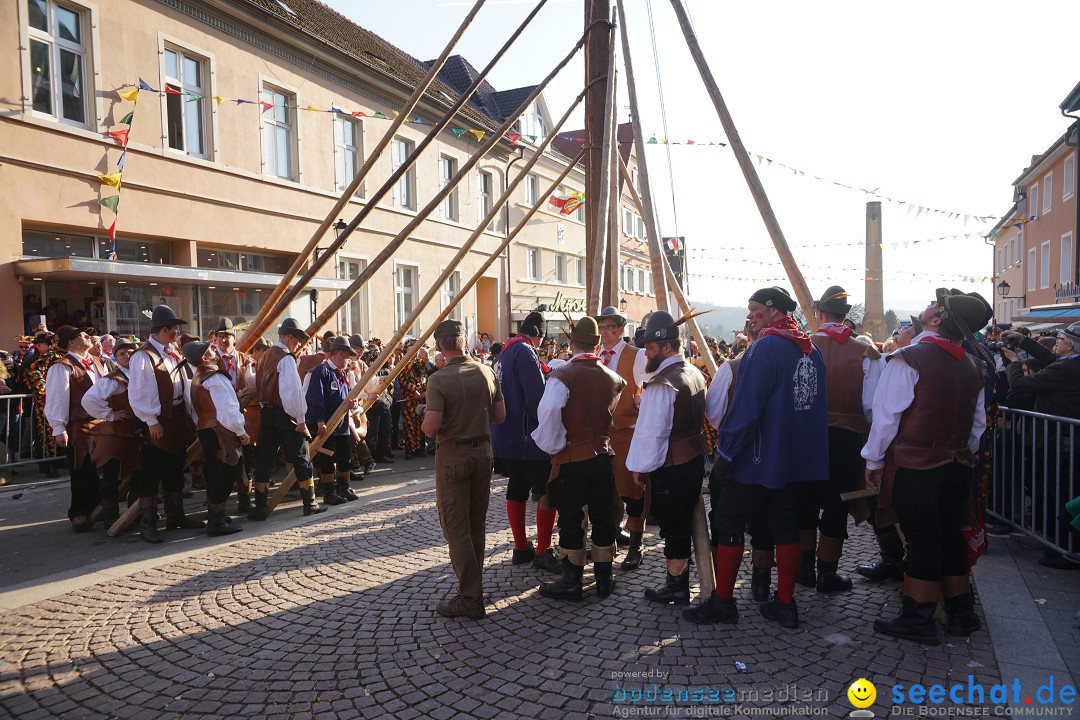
[989,406,1079,556]
[0,393,64,471]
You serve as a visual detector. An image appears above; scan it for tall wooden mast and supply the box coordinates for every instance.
[584,0,611,308]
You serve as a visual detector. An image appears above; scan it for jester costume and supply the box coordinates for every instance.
[400,356,427,455]
[26,348,63,461]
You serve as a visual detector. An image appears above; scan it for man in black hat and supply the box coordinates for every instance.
[595,305,650,570]
[128,306,203,543]
[627,310,708,607]
[305,336,359,504]
[684,287,827,630]
[213,317,258,513]
[532,316,626,600]
[82,337,140,530]
[862,289,990,643]
[44,326,101,532]
[252,318,324,519]
[794,286,884,594]
[491,311,561,573]
[184,341,247,537]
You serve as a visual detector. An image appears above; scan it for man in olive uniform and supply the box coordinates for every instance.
[423,320,505,620]
[532,316,626,600]
[129,306,202,543]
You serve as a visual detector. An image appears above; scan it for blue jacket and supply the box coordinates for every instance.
[305,361,351,436]
[716,334,829,489]
[491,337,548,461]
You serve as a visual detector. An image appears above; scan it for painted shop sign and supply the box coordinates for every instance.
[549,291,587,313]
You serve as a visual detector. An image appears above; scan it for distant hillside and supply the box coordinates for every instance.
[687,298,924,338]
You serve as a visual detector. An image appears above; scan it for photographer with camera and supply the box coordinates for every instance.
[1001,324,1080,419]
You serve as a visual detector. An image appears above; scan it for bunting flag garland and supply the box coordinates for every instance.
[118,88,140,103]
[259,101,273,113]
[470,129,486,141]
[119,111,134,125]
[137,78,157,92]
[687,270,992,285]
[97,173,123,188]
[107,129,130,147]
[117,149,127,173]
[98,195,120,213]
[507,132,521,147]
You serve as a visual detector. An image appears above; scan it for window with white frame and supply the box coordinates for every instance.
[27,0,91,126]
[163,47,209,158]
[619,265,625,291]
[394,264,417,327]
[334,116,364,197]
[525,173,540,206]
[645,270,653,295]
[439,155,458,221]
[337,257,368,337]
[1043,172,1053,215]
[1063,232,1074,286]
[1065,155,1076,200]
[623,208,635,236]
[526,247,541,280]
[261,84,296,180]
[637,268,646,293]
[576,257,585,285]
[625,265,635,293]
[1041,240,1051,288]
[478,170,493,224]
[1027,247,1037,292]
[391,137,415,209]
[441,269,461,321]
[555,253,567,283]
[1029,183,1039,219]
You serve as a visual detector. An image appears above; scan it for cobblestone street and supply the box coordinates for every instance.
[0,472,1015,720]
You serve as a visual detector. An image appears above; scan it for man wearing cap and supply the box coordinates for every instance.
[1000,322,1080,420]
[82,337,140,530]
[491,311,561,573]
[129,306,203,543]
[791,286,884,594]
[532,316,625,600]
[595,306,650,571]
[423,320,505,619]
[44,326,102,532]
[305,336,359,504]
[862,289,989,643]
[684,287,827,630]
[252,318,324,519]
[213,318,258,513]
[627,311,708,608]
[182,340,247,537]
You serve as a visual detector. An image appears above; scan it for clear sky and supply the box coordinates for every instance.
[322,0,1078,310]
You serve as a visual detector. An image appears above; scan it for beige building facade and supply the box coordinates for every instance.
[1,0,585,346]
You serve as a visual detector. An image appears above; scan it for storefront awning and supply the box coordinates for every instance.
[1013,306,1080,323]
[14,257,350,291]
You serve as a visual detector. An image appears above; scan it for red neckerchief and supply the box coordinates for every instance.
[335,367,351,391]
[817,321,853,344]
[501,334,531,352]
[570,354,601,363]
[79,357,93,372]
[919,334,966,361]
[758,316,813,355]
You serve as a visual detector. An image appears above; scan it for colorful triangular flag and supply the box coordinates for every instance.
[260,101,273,113]
[97,172,122,188]
[119,110,134,125]
[117,149,126,172]
[107,221,117,244]
[372,111,387,119]
[118,88,140,103]
[137,78,157,92]
[470,130,485,141]
[507,132,521,147]
[107,129,130,147]
[213,95,226,105]
[163,85,183,95]
[351,111,367,117]
[451,127,466,137]
[99,195,120,213]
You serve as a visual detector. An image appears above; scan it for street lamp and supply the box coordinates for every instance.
[997,280,1025,300]
[619,297,628,311]
[316,219,347,262]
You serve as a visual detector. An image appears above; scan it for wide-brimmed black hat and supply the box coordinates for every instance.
[637,311,679,347]
[33,332,54,345]
[567,316,600,346]
[813,285,852,315]
[594,306,626,326]
[55,325,82,349]
[150,305,187,330]
[214,317,234,335]
[936,288,993,341]
[277,318,309,342]
[181,341,212,366]
[325,336,358,356]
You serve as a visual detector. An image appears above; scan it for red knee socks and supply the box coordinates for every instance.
[507,500,528,550]
[535,505,557,554]
[775,543,800,604]
[713,545,743,601]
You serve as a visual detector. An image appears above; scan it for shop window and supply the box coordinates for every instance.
[197,248,292,273]
[97,238,170,264]
[22,230,94,258]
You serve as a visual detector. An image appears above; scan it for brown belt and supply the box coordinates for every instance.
[438,436,489,447]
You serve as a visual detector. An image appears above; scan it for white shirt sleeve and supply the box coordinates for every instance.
[44,363,71,436]
[531,377,570,455]
[626,383,677,473]
[128,350,163,426]
[184,375,198,426]
[206,374,247,436]
[968,388,987,457]
[81,377,120,421]
[861,357,919,470]
[862,354,886,423]
[704,361,734,428]
[632,349,650,387]
[278,354,306,425]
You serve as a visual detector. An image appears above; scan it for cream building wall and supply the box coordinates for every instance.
[0,0,523,344]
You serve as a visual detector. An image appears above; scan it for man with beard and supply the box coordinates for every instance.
[684,287,827,630]
[627,311,708,607]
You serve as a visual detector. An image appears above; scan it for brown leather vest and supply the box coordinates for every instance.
[549,360,625,464]
[297,352,324,381]
[889,341,984,470]
[220,350,257,405]
[95,369,135,436]
[191,365,231,431]
[648,358,708,466]
[609,344,641,431]
[134,342,177,418]
[256,345,288,406]
[812,334,881,434]
[55,355,93,427]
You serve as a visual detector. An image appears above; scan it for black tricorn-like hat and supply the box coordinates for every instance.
[324,335,358,356]
[150,304,187,330]
[813,285,852,315]
[214,317,234,335]
[277,318,309,342]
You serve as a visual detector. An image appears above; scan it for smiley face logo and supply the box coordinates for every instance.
[847,678,876,709]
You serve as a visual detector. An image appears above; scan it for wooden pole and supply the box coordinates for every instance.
[864,201,886,339]
[667,0,817,331]
[615,0,668,311]
[586,8,618,315]
[237,0,490,352]
[584,0,611,309]
[267,149,588,513]
[604,90,621,309]
[303,36,587,341]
